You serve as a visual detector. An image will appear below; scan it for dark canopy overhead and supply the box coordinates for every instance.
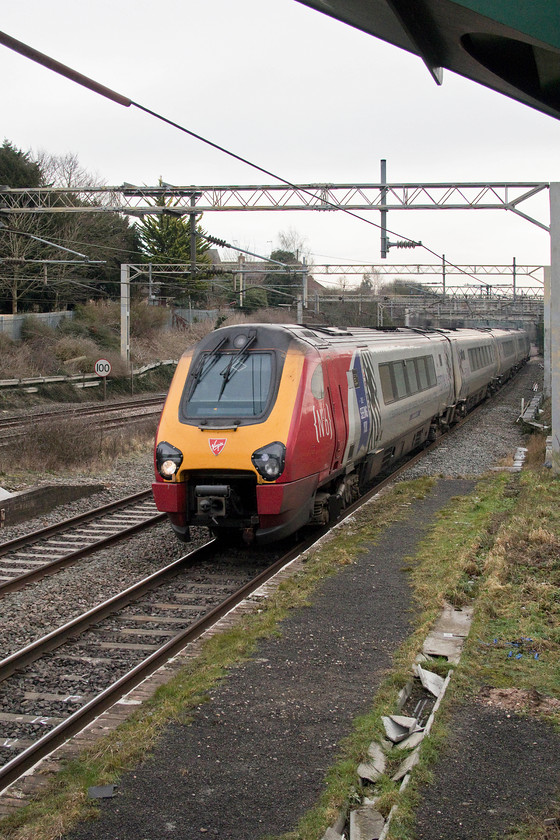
[296,0,560,119]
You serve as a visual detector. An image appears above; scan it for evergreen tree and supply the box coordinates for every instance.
[0,139,42,187]
[135,187,212,303]
[264,249,301,307]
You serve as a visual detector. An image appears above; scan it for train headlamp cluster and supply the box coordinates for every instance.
[156,441,183,479]
[251,441,286,481]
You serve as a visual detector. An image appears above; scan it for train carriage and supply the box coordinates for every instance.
[152,324,529,545]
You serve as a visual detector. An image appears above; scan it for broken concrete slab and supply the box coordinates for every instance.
[357,742,386,782]
[396,679,414,710]
[349,803,385,839]
[395,729,425,751]
[424,671,453,736]
[432,602,473,637]
[422,632,464,664]
[416,664,445,697]
[392,747,421,782]
[0,487,13,502]
[321,811,347,840]
[382,715,420,743]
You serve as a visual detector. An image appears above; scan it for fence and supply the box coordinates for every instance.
[0,311,74,341]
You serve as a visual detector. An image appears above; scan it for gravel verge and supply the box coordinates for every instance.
[400,357,541,479]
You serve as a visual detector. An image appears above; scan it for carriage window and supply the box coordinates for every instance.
[392,361,408,400]
[379,354,436,404]
[378,363,394,403]
[405,359,419,392]
[185,351,273,417]
[502,339,515,357]
[311,364,325,399]
[416,357,429,390]
[425,355,436,387]
[469,345,494,371]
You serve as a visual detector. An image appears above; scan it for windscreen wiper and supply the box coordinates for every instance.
[187,335,229,396]
[217,330,256,401]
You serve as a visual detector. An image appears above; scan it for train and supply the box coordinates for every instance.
[152,324,530,545]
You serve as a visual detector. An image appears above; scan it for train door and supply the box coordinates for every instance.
[324,359,348,472]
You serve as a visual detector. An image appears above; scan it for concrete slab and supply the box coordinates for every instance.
[395,729,425,751]
[382,715,419,743]
[392,747,421,781]
[416,665,445,697]
[0,487,13,501]
[321,811,347,840]
[432,603,473,638]
[349,804,385,839]
[422,633,464,664]
[358,741,386,782]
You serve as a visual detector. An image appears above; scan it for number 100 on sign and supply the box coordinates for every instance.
[94,359,112,377]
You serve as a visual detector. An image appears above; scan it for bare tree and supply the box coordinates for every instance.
[0,215,47,313]
[34,150,103,189]
[277,227,312,265]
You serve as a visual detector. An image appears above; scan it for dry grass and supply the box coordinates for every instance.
[12,415,157,473]
[524,432,547,468]
[0,303,298,376]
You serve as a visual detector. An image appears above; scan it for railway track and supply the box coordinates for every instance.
[0,395,165,451]
[0,417,471,796]
[0,491,166,595]
[0,541,286,791]
[0,371,530,800]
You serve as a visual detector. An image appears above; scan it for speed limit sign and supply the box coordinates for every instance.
[94,358,112,377]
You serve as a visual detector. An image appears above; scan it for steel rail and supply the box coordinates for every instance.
[0,396,165,430]
[0,491,165,595]
[0,538,305,792]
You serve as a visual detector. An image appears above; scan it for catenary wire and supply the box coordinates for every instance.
[0,29,495,288]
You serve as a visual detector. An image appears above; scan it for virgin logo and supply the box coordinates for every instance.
[209,438,227,456]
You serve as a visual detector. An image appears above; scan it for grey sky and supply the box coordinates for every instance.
[2,0,559,284]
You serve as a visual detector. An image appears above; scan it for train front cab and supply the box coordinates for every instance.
[152,325,330,545]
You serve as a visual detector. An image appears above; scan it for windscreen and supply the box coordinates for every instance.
[185,351,273,418]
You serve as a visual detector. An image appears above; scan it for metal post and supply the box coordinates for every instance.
[513,257,517,302]
[549,183,560,473]
[297,295,303,322]
[238,255,244,308]
[380,159,388,259]
[302,257,308,308]
[442,254,446,299]
[190,193,197,289]
[544,266,551,397]
[120,263,130,367]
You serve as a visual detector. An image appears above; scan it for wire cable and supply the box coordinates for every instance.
[0,28,506,287]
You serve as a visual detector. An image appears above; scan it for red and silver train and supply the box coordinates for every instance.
[152,324,530,544]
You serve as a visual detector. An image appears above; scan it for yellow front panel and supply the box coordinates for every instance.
[156,348,304,482]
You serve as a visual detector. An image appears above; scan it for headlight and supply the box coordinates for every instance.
[156,441,183,479]
[251,442,286,481]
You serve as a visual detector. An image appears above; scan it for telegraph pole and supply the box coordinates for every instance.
[189,193,197,286]
[380,159,388,259]
[549,184,560,473]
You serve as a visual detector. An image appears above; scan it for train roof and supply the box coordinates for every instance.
[200,323,527,354]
